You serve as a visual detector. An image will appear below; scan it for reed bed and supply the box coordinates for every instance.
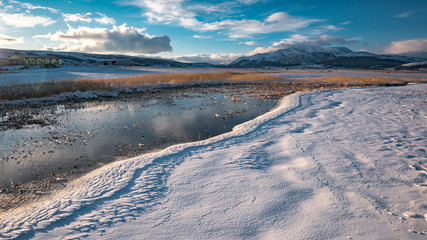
[0,71,425,101]
[0,72,282,101]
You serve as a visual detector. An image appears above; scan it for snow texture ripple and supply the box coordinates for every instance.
[0,84,426,239]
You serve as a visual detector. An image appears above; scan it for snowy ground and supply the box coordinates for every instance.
[1,84,426,239]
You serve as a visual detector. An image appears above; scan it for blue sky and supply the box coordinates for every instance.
[0,0,426,63]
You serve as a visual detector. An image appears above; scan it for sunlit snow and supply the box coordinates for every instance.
[0,84,426,239]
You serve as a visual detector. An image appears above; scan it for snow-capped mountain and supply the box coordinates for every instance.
[230,44,425,69]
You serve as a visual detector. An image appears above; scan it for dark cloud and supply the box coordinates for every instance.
[0,34,23,43]
[0,36,17,42]
[38,24,172,54]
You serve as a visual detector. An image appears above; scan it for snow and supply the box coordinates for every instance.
[1,84,427,239]
[272,69,427,80]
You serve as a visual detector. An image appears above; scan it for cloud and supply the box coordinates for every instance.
[0,33,24,44]
[248,34,358,55]
[248,34,308,54]
[237,0,261,4]
[310,34,358,46]
[321,25,342,31]
[94,13,116,25]
[0,12,56,27]
[188,3,231,13]
[62,12,116,25]
[383,38,427,55]
[239,41,257,46]
[8,0,59,13]
[166,53,244,64]
[122,1,321,38]
[63,13,92,22]
[34,24,172,54]
[193,35,212,39]
[125,0,200,29]
[395,10,419,18]
[201,12,321,38]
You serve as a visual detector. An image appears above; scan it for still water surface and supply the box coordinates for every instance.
[0,86,278,188]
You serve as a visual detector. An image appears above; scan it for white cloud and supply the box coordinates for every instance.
[395,10,419,18]
[266,12,290,22]
[166,53,244,64]
[63,13,92,22]
[125,0,200,29]
[311,24,343,35]
[201,12,321,38]
[34,24,172,54]
[248,34,358,55]
[383,38,427,54]
[122,1,321,38]
[247,34,309,55]
[0,12,56,27]
[62,12,116,25]
[340,21,351,26]
[0,33,24,44]
[237,0,261,5]
[8,0,59,13]
[239,41,257,46]
[94,13,116,25]
[188,3,231,13]
[322,25,342,31]
[193,35,212,39]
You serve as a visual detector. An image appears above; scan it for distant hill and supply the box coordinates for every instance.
[229,44,426,69]
[2,46,426,69]
[0,49,217,68]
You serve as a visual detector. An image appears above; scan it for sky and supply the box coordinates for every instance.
[0,0,426,64]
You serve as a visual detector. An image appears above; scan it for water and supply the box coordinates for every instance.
[0,85,278,189]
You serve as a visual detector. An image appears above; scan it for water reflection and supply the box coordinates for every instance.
[0,87,277,188]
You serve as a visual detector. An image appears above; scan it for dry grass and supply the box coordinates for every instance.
[79,71,283,86]
[1,71,425,101]
[0,72,281,101]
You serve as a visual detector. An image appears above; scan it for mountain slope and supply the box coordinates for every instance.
[230,45,424,69]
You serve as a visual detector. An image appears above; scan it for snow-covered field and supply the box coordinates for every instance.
[1,84,426,239]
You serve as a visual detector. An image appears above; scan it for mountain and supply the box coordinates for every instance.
[0,48,218,68]
[229,45,425,69]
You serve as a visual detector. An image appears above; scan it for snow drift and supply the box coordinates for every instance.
[0,84,426,239]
